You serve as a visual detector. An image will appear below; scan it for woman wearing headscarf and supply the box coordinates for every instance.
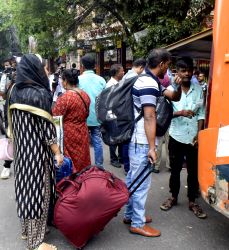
[52,69,91,172]
[9,54,63,250]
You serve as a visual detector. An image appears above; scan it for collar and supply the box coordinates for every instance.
[144,67,161,86]
[184,82,195,95]
[83,70,95,74]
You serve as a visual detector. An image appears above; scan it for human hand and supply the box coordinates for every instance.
[148,148,157,164]
[55,154,64,166]
[192,135,198,147]
[181,110,195,118]
[174,74,182,86]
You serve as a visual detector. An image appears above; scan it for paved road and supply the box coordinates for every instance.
[0,144,228,250]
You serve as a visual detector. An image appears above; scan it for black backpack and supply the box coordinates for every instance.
[95,74,173,145]
[156,95,173,136]
[96,75,142,145]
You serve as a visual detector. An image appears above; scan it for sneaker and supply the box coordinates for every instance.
[129,225,161,237]
[152,168,160,174]
[0,167,11,179]
[110,161,121,168]
[189,202,207,219]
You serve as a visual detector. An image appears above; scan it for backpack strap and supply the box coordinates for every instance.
[132,73,152,123]
[134,105,143,123]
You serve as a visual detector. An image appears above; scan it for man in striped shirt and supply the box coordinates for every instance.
[123,48,182,237]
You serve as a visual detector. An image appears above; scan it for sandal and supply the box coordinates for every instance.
[160,197,177,211]
[34,243,57,250]
[189,202,207,219]
[26,243,57,250]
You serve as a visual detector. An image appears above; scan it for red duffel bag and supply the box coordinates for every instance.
[54,165,129,249]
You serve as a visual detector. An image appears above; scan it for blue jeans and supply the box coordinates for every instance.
[122,143,130,173]
[88,126,104,167]
[124,143,151,228]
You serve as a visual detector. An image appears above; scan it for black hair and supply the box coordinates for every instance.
[10,57,16,63]
[72,63,76,68]
[147,48,171,69]
[3,58,11,64]
[198,71,205,76]
[81,54,95,70]
[109,64,123,77]
[133,58,146,68]
[62,69,79,86]
[176,57,194,70]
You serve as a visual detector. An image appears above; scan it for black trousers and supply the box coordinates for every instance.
[168,136,199,202]
[109,144,123,163]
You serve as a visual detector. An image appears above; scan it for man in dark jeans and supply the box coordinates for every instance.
[160,57,206,219]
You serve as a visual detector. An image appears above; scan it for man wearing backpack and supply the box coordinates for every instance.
[122,58,146,174]
[106,64,125,168]
[79,54,106,167]
[123,48,182,237]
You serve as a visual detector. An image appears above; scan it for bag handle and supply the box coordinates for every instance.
[56,178,80,196]
[6,84,16,139]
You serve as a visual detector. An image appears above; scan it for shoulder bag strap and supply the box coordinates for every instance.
[6,84,16,139]
[71,89,89,115]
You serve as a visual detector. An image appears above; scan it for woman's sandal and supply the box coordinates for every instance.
[34,242,57,250]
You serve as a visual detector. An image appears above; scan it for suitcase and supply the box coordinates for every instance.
[54,163,154,249]
[55,156,73,183]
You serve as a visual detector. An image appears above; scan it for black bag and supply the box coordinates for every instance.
[95,74,173,145]
[156,95,173,136]
[96,75,142,145]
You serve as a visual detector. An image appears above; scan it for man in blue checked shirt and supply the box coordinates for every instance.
[160,57,207,219]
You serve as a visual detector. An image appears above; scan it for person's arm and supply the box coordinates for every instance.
[52,93,68,116]
[50,143,64,166]
[173,110,195,118]
[192,119,204,146]
[39,118,64,166]
[143,106,157,163]
[163,75,182,101]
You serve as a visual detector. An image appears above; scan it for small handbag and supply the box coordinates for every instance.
[0,138,14,161]
[55,156,73,183]
[0,85,15,161]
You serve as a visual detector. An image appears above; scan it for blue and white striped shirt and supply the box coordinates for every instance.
[131,70,160,144]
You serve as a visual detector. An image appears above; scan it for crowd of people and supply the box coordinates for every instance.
[0,48,208,249]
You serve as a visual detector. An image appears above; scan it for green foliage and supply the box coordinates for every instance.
[8,0,75,57]
[1,0,214,58]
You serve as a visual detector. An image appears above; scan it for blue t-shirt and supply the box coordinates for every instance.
[78,70,106,126]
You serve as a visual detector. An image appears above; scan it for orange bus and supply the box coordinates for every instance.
[198,0,229,218]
